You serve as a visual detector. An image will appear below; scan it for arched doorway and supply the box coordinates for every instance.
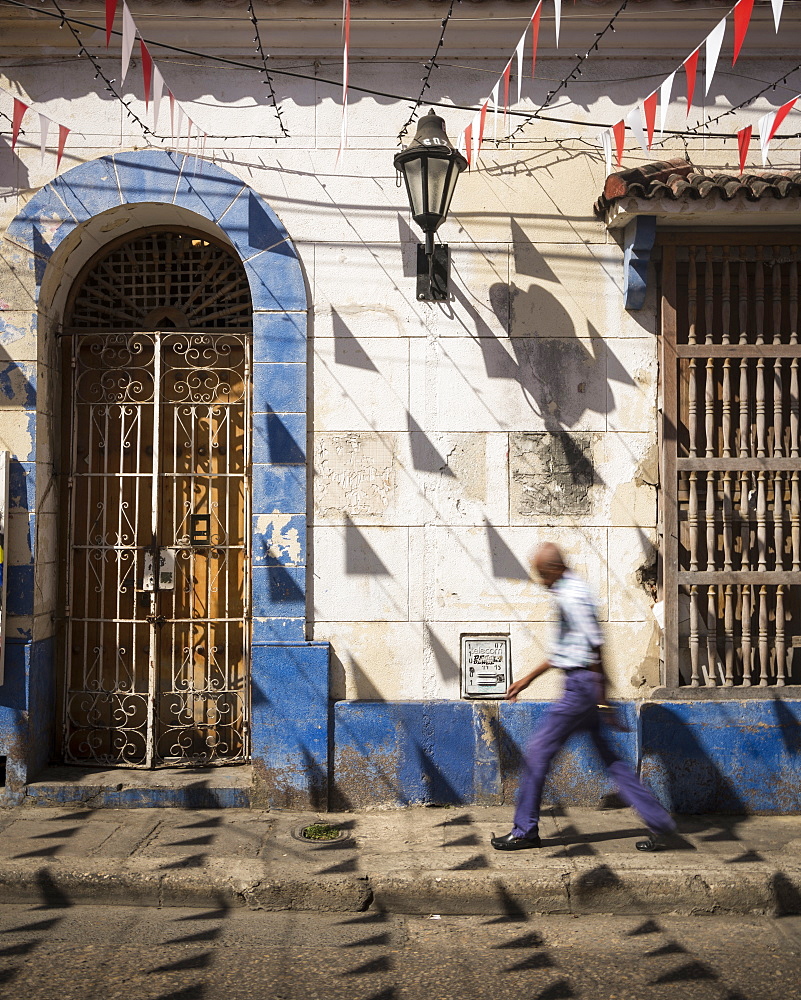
[60,226,252,767]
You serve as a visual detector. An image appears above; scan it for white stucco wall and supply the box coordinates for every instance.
[2,0,800,700]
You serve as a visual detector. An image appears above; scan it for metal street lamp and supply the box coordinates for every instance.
[394,109,467,301]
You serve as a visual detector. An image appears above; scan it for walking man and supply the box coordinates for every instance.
[491,542,675,853]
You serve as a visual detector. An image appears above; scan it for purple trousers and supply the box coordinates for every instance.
[512,668,674,838]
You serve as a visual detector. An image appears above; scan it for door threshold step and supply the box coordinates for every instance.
[18,765,253,809]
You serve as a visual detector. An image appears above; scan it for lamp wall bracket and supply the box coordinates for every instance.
[417,243,449,301]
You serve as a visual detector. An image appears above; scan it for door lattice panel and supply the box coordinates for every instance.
[68,229,252,331]
[661,235,801,688]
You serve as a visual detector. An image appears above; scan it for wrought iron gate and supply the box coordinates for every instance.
[61,230,252,766]
[661,233,801,688]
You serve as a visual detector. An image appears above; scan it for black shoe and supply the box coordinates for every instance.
[491,830,541,851]
[635,833,666,852]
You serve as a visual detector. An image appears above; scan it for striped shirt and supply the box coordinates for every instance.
[548,570,603,671]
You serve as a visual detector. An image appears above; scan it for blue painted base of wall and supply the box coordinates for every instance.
[333,699,801,815]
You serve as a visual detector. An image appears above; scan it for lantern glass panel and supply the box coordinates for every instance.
[440,162,460,221]
[425,155,451,222]
[403,157,425,220]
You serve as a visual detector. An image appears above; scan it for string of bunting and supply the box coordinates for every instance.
[108,0,210,153]
[0,86,70,169]
[600,0,789,174]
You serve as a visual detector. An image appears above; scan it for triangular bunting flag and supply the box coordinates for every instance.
[502,61,512,126]
[464,121,473,169]
[471,111,481,165]
[152,64,164,129]
[660,71,676,135]
[732,0,755,66]
[477,99,489,163]
[757,111,775,166]
[531,1,542,77]
[105,0,118,47]
[121,3,136,85]
[684,48,700,116]
[626,107,649,155]
[140,41,153,109]
[11,98,27,151]
[491,81,500,143]
[737,125,752,173]
[705,18,727,96]
[56,124,70,171]
[771,0,783,32]
[643,91,658,150]
[337,0,351,165]
[515,32,525,106]
[612,119,625,167]
[554,0,561,48]
[168,91,175,144]
[175,102,185,149]
[600,130,612,177]
[767,94,799,142]
[38,113,49,165]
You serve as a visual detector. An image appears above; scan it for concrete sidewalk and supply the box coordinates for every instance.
[0,804,799,917]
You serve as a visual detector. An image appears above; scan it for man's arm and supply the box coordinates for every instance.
[506,659,552,701]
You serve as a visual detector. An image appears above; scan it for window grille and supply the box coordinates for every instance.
[660,233,801,688]
[67,228,252,331]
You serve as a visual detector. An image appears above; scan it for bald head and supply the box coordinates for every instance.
[530,543,567,588]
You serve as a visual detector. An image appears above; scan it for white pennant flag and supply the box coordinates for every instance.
[38,113,49,165]
[705,18,727,96]
[121,2,136,85]
[771,0,784,31]
[515,32,525,105]
[491,81,500,143]
[626,107,649,155]
[152,65,164,130]
[660,71,676,135]
[758,111,776,165]
[600,130,612,177]
[175,103,184,149]
[554,0,561,47]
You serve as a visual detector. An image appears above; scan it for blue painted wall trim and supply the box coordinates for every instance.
[333,699,801,815]
[623,215,656,310]
[2,150,324,800]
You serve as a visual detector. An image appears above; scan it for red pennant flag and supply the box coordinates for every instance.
[11,98,27,151]
[684,48,700,116]
[643,91,658,149]
[56,124,70,171]
[732,0,755,66]
[140,40,153,109]
[464,122,473,169]
[530,1,543,77]
[768,94,799,142]
[612,119,625,167]
[477,100,489,156]
[105,0,118,46]
[737,125,752,173]
[502,61,512,123]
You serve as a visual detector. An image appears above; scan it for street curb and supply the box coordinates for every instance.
[0,862,798,916]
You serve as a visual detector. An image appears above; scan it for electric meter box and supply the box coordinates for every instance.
[461,634,511,699]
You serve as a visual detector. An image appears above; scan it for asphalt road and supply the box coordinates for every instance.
[0,902,799,1000]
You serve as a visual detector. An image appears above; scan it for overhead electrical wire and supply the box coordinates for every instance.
[397,0,460,144]
[1,0,800,145]
[246,0,290,137]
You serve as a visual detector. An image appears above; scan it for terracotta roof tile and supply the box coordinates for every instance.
[594,158,801,217]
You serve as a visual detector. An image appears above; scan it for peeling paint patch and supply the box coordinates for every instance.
[511,432,597,516]
[315,433,396,518]
[254,512,302,564]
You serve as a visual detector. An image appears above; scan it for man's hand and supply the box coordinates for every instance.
[505,661,551,701]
